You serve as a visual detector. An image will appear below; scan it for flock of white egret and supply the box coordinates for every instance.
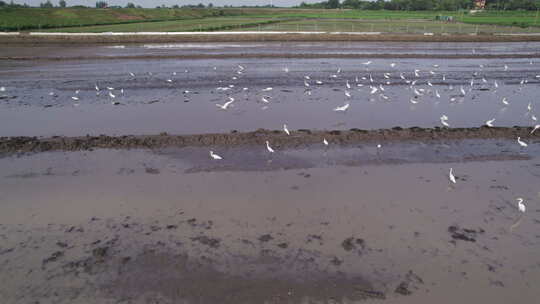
[3,59,538,214]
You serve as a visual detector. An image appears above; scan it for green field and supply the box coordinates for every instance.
[0,8,539,33]
[241,18,540,34]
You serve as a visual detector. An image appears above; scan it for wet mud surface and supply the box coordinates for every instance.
[0,48,539,137]
[1,42,540,303]
[1,148,539,303]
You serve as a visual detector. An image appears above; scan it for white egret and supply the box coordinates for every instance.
[262,87,273,92]
[316,80,323,85]
[344,90,351,98]
[107,87,114,90]
[109,91,116,98]
[435,90,441,98]
[516,198,526,213]
[0,86,6,92]
[460,86,466,96]
[95,84,99,91]
[427,81,433,87]
[362,61,372,65]
[71,96,79,101]
[485,118,495,127]
[266,141,275,153]
[283,124,290,135]
[527,102,532,112]
[449,168,456,184]
[504,64,508,71]
[323,138,329,146]
[531,125,540,134]
[440,115,450,127]
[410,98,418,104]
[216,99,234,110]
[210,151,223,160]
[166,79,173,83]
[370,86,378,94]
[261,96,270,103]
[414,69,420,77]
[129,72,135,77]
[304,81,310,87]
[494,81,499,88]
[517,137,528,147]
[334,103,350,112]
[390,63,396,68]
[532,115,537,121]
[502,97,509,106]
[346,80,351,89]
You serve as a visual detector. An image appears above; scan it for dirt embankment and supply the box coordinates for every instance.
[1,33,540,45]
[0,126,537,155]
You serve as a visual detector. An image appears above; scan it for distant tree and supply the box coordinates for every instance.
[0,0,6,7]
[125,2,135,8]
[40,0,53,8]
[208,2,213,7]
[172,4,179,8]
[326,0,341,8]
[197,3,204,8]
[95,1,107,8]
[59,0,66,7]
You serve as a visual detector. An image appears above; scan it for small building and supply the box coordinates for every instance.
[474,0,486,10]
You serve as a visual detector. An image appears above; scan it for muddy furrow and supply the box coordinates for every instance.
[0,126,538,155]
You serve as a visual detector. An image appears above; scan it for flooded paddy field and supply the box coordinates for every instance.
[0,41,539,303]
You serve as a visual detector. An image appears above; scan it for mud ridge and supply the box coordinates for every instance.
[0,126,537,155]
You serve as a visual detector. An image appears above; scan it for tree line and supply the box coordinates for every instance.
[298,0,540,10]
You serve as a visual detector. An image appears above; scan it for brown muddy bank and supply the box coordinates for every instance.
[2,33,540,45]
[2,52,540,61]
[1,126,538,155]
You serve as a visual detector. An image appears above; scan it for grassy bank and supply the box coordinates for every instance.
[1,8,539,32]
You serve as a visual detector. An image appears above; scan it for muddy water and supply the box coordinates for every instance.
[0,43,539,137]
[1,143,540,303]
[2,41,540,57]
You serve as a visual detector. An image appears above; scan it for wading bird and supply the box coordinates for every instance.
[283,124,290,135]
[516,198,526,213]
[266,141,275,153]
[216,99,234,110]
[449,168,456,184]
[334,103,350,112]
[210,151,222,160]
[485,118,495,127]
[517,137,528,147]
